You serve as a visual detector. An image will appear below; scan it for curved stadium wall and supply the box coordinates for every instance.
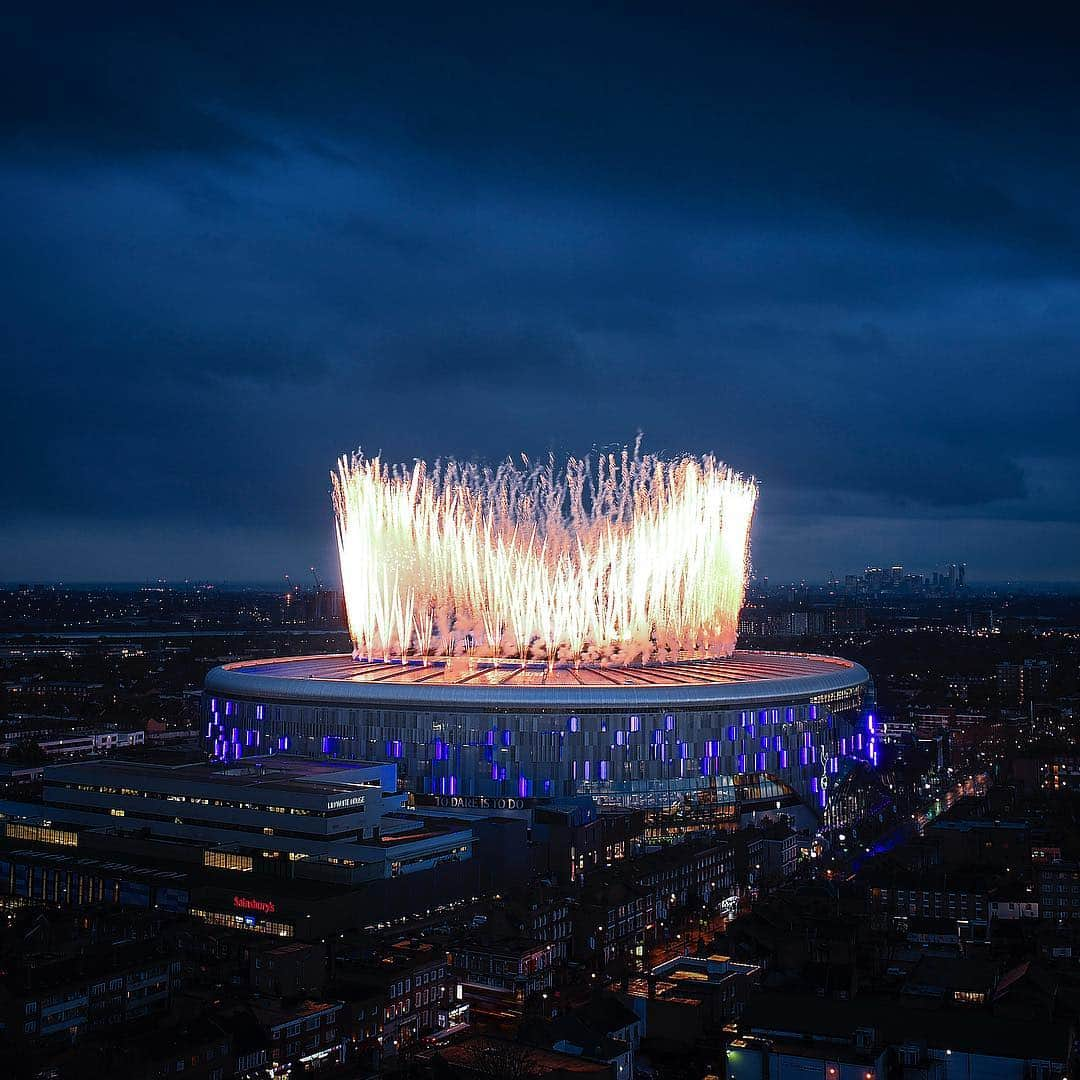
[204,651,871,818]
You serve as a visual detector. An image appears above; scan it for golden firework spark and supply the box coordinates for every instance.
[332,444,757,667]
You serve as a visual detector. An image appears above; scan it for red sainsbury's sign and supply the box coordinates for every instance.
[233,895,276,915]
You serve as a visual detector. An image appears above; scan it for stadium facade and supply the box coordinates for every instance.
[204,651,872,825]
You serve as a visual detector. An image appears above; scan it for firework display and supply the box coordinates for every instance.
[332,445,757,666]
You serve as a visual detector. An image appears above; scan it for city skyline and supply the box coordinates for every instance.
[10,559,1080,593]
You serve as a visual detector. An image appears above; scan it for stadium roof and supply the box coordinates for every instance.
[205,650,869,710]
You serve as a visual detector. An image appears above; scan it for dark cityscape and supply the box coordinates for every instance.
[4,7,1080,1080]
[1,572,1078,1078]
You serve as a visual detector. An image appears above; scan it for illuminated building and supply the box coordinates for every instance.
[0,755,480,938]
[1,755,472,880]
[204,649,872,826]
[207,446,872,828]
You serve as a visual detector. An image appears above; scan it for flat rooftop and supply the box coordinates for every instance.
[0,846,189,884]
[738,989,1073,1061]
[206,650,869,709]
[44,756,387,800]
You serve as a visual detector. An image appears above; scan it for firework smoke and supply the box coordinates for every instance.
[332,443,757,668]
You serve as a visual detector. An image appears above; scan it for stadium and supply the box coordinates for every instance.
[205,445,876,828]
[204,650,872,827]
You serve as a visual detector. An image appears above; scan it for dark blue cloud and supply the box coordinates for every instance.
[2,5,1079,581]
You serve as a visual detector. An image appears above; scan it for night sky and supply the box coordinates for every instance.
[4,7,1080,583]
